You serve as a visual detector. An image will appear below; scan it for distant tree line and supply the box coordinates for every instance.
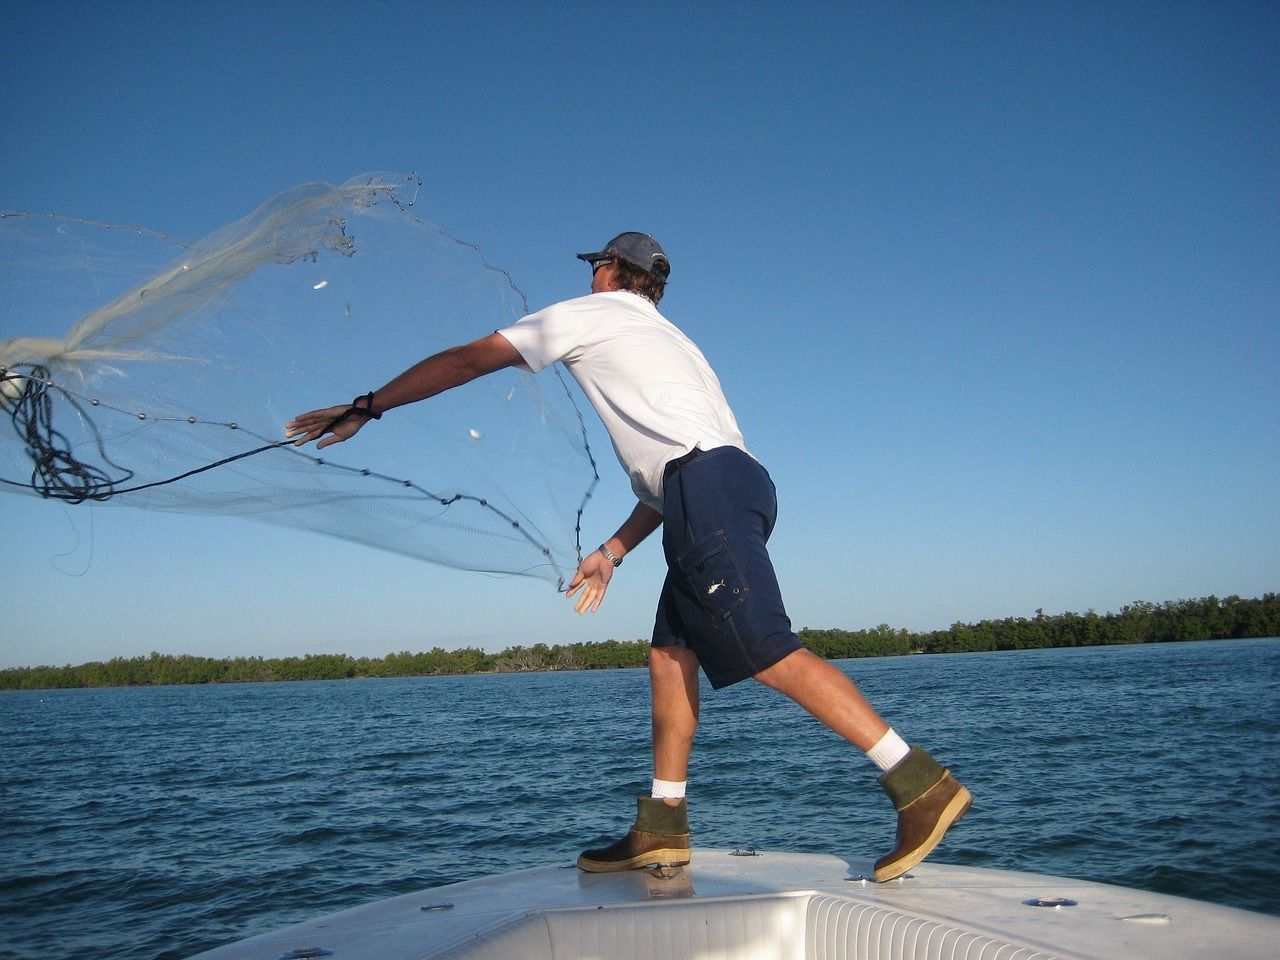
[2,594,1276,691]
[0,640,648,690]
[857,593,1280,656]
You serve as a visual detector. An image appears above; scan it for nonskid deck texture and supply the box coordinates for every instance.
[189,849,1280,960]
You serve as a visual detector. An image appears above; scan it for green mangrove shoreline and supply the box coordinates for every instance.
[3,593,1277,691]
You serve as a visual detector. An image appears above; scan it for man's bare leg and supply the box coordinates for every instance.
[753,647,889,750]
[754,647,971,882]
[650,644,701,805]
[577,644,699,872]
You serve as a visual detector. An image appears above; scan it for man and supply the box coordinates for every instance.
[285,232,970,881]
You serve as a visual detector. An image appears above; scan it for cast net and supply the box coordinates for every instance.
[0,175,599,588]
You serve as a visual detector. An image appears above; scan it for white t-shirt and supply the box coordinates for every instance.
[497,290,747,512]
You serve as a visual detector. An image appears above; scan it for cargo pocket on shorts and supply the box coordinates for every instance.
[677,530,749,620]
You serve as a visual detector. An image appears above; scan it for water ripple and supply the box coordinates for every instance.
[1,638,1276,960]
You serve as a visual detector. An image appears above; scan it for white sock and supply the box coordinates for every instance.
[651,778,687,800]
[866,729,910,772]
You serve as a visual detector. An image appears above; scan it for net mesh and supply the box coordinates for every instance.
[0,175,599,587]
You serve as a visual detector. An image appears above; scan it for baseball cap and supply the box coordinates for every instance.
[577,232,670,279]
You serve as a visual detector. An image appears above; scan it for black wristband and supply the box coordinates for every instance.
[351,392,382,420]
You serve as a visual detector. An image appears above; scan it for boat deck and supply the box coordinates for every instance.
[189,848,1280,959]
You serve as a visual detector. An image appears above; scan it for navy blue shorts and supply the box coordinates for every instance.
[652,446,802,689]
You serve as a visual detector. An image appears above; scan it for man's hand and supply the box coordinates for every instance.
[565,503,662,615]
[284,405,369,449]
[566,550,616,615]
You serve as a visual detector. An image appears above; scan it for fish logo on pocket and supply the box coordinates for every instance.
[707,580,727,596]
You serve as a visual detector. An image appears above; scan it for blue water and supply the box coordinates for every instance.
[1,638,1277,960]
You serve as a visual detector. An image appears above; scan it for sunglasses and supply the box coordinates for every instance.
[589,257,614,273]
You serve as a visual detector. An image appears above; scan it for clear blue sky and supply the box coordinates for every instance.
[2,1,1276,669]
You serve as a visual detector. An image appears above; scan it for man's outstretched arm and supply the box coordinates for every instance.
[285,332,523,449]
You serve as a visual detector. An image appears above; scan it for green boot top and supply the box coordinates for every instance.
[634,796,690,836]
[878,746,947,809]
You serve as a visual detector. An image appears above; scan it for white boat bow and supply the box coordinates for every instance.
[189,848,1280,959]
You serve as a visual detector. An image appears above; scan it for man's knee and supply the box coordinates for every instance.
[650,646,701,729]
[650,643,700,678]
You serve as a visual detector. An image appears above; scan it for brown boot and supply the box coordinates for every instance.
[577,797,692,873]
[874,746,971,882]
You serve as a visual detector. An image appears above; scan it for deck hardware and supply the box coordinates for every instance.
[278,949,334,959]
[419,903,455,912]
[729,847,762,857]
[1023,897,1078,908]
[1120,913,1171,924]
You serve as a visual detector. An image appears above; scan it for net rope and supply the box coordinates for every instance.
[1,363,570,563]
